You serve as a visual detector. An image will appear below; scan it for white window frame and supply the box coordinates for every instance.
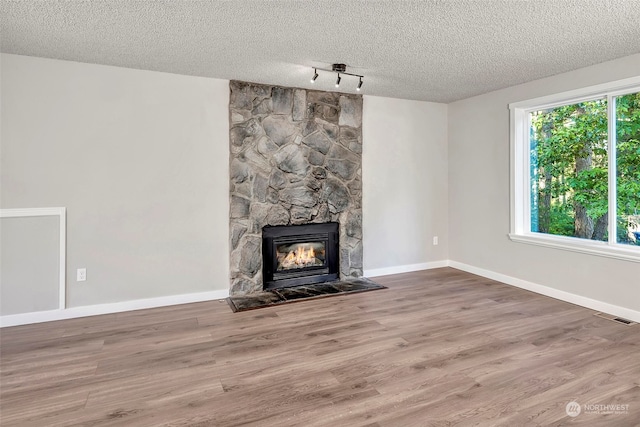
[509,76,640,263]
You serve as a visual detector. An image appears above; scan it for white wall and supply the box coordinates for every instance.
[362,96,448,274]
[9,51,635,321]
[1,54,230,308]
[448,53,640,313]
[1,54,449,316]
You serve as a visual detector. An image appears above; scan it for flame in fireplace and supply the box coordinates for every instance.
[281,245,318,269]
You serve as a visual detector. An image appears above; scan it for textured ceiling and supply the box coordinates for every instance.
[2,1,640,103]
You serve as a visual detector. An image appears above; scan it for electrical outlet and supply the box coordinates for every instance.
[433,236,439,245]
[77,268,86,282]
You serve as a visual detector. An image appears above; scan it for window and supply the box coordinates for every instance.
[510,77,640,262]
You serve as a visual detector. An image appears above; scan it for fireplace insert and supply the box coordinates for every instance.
[262,222,339,290]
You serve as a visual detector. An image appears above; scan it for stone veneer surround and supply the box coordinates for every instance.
[229,81,363,295]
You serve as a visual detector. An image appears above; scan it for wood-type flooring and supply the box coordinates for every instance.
[1,268,639,426]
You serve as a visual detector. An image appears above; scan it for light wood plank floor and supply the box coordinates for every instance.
[1,268,639,426]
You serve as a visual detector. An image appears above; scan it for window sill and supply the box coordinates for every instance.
[508,233,640,263]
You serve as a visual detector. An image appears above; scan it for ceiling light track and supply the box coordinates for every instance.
[310,63,364,92]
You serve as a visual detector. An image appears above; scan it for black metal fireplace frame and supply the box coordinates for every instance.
[262,222,339,290]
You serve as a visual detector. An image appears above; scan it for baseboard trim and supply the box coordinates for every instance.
[0,289,229,328]
[4,262,637,327]
[448,260,640,323]
[364,260,449,278]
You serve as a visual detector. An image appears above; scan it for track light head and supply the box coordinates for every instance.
[335,74,341,88]
[311,69,318,83]
[356,77,363,91]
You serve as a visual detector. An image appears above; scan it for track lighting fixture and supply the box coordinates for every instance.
[309,63,364,92]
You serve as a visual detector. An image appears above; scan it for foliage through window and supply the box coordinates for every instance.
[530,99,610,241]
[510,80,640,260]
[615,93,640,245]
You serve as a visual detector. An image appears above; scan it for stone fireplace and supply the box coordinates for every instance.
[229,80,363,295]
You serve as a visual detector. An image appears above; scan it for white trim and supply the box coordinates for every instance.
[0,289,229,328]
[0,207,67,309]
[607,94,618,246]
[448,260,640,323]
[509,76,640,110]
[3,260,638,328]
[508,233,640,263]
[509,78,640,261]
[364,260,449,278]
[509,107,529,235]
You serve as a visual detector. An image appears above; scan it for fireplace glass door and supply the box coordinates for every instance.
[276,241,326,272]
[263,222,339,290]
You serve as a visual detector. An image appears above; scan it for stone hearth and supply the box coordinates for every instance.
[229,81,363,295]
[227,278,386,312]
